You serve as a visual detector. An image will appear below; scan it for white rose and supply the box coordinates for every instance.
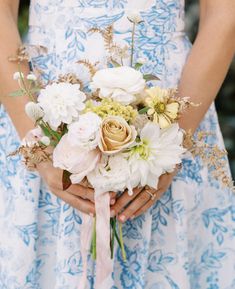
[53,134,100,183]
[38,82,86,130]
[87,154,132,193]
[67,112,102,150]
[92,66,146,105]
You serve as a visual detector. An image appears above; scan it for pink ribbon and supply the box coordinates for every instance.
[79,188,113,289]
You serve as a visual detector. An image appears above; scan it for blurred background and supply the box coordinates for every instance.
[19,1,235,178]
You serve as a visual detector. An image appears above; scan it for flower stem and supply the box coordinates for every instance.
[130,23,136,67]
[118,221,126,262]
[18,63,36,102]
[92,217,97,260]
[110,218,116,259]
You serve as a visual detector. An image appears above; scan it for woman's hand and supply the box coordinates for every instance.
[110,171,177,223]
[37,161,116,216]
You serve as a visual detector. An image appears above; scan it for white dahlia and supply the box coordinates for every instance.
[38,82,86,129]
[128,122,186,189]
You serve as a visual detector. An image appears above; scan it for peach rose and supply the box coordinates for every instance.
[99,116,137,155]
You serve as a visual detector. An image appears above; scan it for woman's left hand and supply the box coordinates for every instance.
[110,171,177,223]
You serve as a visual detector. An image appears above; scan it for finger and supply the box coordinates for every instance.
[67,184,94,201]
[132,189,164,219]
[118,188,157,222]
[53,188,96,216]
[132,199,154,219]
[110,191,117,205]
[110,187,143,217]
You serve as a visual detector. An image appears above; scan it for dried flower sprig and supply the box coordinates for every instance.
[184,131,235,192]
[8,45,30,63]
[58,73,84,89]
[9,144,52,171]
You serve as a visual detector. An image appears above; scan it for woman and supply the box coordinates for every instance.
[0,0,235,288]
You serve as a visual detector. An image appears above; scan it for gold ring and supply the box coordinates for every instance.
[145,189,156,201]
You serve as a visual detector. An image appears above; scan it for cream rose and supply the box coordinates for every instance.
[99,116,137,155]
[53,134,100,184]
[67,112,102,150]
[91,66,146,105]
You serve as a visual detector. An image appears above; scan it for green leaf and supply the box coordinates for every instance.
[143,74,160,81]
[62,170,72,191]
[134,63,143,70]
[9,90,25,97]
[31,87,41,94]
[39,123,62,146]
[138,107,149,114]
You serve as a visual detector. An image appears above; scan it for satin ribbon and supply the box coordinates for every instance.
[79,188,113,289]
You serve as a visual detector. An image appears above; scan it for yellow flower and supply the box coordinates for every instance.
[84,98,137,123]
[145,87,179,128]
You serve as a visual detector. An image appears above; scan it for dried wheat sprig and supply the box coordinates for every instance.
[76,59,98,77]
[58,73,84,89]
[8,45,29,63]
[184,131,235,192]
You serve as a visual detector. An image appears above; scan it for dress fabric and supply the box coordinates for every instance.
[0,0,235,288]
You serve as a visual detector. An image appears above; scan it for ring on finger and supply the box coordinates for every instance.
[145,189,157,201]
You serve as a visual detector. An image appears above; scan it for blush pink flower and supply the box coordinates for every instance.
[53,134,100,184]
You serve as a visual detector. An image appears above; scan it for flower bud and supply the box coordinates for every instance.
[127,11,143,24]
[40,136,50,146]
[27,73,37,81]
[136,57,147,65]
[25,102,44,121]
[13,72,24,80]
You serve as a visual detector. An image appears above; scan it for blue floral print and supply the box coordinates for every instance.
[0,0,234,288]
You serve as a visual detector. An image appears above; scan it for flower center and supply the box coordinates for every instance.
[131,139,150,160]
[154,102,166,114]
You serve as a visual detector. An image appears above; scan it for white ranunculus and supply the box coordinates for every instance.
[87,154,132,193]
[128,122,186,189]
[53,134,100,184]
[38,82,86,130]
[67,112,102,150]
[92,66,146,105]
[25,102,44,121]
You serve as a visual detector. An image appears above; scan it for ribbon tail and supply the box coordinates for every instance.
[95,188,113,288]
[79,213,93,289]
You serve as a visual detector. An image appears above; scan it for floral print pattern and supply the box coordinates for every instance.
[0,0,235,288]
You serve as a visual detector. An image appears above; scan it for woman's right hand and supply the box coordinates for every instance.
[37,161,102,216]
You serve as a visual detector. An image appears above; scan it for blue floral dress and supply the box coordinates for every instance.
[0,0,235,288]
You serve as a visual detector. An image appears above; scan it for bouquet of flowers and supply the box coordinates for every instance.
[9,14,233,288]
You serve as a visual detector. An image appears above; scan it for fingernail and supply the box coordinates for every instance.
[119,215,126,222]
[110,199,116,205]
[110,210,116,217]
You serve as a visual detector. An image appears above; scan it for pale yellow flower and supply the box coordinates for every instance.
[145,87,179,128]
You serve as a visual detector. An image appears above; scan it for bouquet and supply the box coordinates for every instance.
[9,14,234,288]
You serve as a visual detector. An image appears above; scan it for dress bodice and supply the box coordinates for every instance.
[30,0,184,10]
[28,0,190,87]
